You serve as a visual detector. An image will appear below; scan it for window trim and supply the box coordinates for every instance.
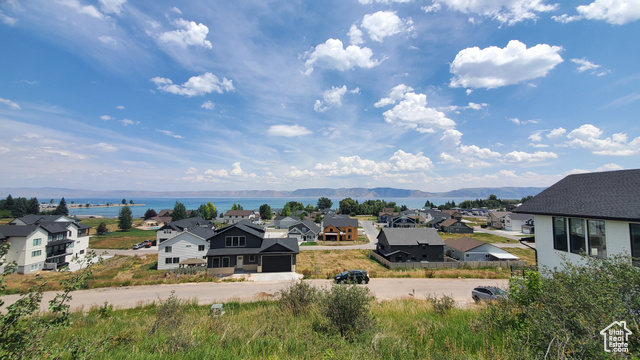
[33,238,42,246]
[31,250,42,257]
[165,246,172,253]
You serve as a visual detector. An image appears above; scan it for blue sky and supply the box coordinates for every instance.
[1,0,639,192]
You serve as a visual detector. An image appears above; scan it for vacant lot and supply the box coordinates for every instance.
[296,250,517,279]
[90,228,157,249]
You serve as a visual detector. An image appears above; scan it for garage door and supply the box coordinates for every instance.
[262,255,291,273]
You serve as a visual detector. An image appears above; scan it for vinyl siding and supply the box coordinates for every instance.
[158,233,209,270]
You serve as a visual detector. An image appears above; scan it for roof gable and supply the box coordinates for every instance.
[444,237,486,252]
[379,228,445,246]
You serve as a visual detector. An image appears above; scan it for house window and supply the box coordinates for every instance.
[56,234,64,241]
[553,217,568,252]
[631,224,640,267]
[165,257,180,264]
[222,257,230,267]
[164,229,171,234]
[225,236,246,247]
[198,245,205,251]
[569,218,586,254]
[212,257,220,267]
[31,250,41,257]
[68,242,74,248]
[249,255,256,262]
[165,246,172,253]
[30,264,39,271]
[588,220,607,259]
[33,238,42,246]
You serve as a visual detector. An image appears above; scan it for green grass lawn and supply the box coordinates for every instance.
[40,296,513,359]
[89,228,156,249]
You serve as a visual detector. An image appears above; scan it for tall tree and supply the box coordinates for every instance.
[12,198,26,218]
[339,198,358,215]
[281,204,291,217]
[54,197,69,216]
[129,199,134,204]
[171,201,188,221]
[27,197,39,215]
[122,198,126,205]
[317,197,333,210]
[259,204,272,220]
[118,206,133,231]
[206,202,217,219]
[144,208,158,219]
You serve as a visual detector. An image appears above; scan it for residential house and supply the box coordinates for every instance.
[522,218,535,234]
[287,219,320,242]
[273,215,300,229]
[206,221,299,274]
[503,213,533,232]
[486,211,508,229]
[158,226,214,270]
[378,208,398,224]
[439,218,474,234]
[444,237,519,261]
[321,216,359,241]
[513,169,640,271]
[156,217,215,244]
[223,210,255,224]
[0,215,91,274]
[376,228,445,262]
[388,214,417,228]
[441,210,463,221]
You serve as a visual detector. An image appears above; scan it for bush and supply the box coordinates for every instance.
[279,281,320,316]
[425,294,455,314]
[317,284,375,339]
[483,254,640,358]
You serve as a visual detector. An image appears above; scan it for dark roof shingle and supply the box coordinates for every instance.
[514,169,640,221]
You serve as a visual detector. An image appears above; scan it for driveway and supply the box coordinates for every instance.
[0,278,508,312]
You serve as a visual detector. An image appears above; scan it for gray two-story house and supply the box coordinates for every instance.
[206,221,299,274]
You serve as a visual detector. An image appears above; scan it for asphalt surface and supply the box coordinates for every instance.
[0,278,508,312]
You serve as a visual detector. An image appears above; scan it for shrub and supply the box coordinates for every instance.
[318,284,375,339]
[483,254,640,358]
[278,281,320,316]
[425,294,455,314]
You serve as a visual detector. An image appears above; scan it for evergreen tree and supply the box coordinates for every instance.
[171,201,188,221]
[144,208,157,219]
[118,206,133,231]
[12,198,27,218]
[27,197,40,215]
[96,222,108,235]
[54,197,69,216]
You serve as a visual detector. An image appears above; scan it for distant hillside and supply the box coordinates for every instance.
[0,186,544,199]
[434,187,546,199]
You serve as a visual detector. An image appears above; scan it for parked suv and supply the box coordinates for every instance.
[471,286,507,303]
[334,270,369,284]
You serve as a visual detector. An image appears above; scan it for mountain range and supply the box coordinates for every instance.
[0,187,546,200]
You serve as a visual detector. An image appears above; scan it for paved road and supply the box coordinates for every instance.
[0,278,508,312]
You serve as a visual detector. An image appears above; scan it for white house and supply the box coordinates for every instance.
[287,219,320,242]
[223,210,255,224]
[503,213,533,232]
[0,215,91,274]
[444,237,519,261]
[514,169,640,271]
[157,227,214,270]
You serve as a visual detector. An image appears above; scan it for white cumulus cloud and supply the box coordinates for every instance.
[459,144,501,158]
[348,24,364,45]
[423,0,558,25]
[441,129,463,146]
[314,85,359,112]
[566,124,640,155]
[390,150,433,171]
[158,18,212,49]
[377,86,456,133]
[267,125,312,137]
[151,72,234,97]
[571,0,640,25]
[58,0,104,19]
[361,11,413,42]
[201,101,215,110]
[450,40,564,89]
[304,38,381,74]
[503,150,558,163]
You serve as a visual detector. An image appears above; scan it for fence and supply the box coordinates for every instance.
[369,251,526,269]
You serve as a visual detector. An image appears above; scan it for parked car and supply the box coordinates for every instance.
[142,240,153,248]
[471,286,507,303]
[334,270,369,284]
[131,243,143,250]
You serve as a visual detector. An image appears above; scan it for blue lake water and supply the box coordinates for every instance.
[65,196,470,218]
